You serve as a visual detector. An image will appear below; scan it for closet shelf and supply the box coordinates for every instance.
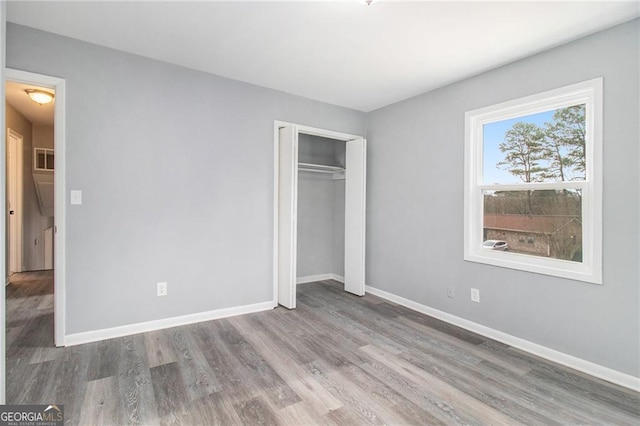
[298,162,345,173]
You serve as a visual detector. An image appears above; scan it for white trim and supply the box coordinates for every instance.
[366,285,640,392]
[6,128,23,273]
[294,123,362,142]
[65,300,276,346]
[464,78,603,284]
[5,68,66,346]
[297,273,345,284]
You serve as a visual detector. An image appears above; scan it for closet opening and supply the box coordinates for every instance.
[297,134,346,286]
[274,122,366,309]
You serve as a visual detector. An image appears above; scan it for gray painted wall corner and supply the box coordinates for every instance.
[365,19,640,377]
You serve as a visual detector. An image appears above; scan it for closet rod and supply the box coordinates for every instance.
[298,162,345,173]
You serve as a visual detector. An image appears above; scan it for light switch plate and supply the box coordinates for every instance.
[70,190,82,205]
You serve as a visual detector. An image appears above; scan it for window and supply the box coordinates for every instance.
[464,79,602,284]
[34,148,54,171]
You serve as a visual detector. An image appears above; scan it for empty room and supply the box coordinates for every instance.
[1,1,639,425]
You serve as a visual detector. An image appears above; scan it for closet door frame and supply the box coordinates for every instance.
[273,121,366,308]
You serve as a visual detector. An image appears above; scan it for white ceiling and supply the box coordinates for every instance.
[5,81,55,126]
[6,1,640,112]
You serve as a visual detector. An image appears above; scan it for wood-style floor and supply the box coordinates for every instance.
[6,271,640,425]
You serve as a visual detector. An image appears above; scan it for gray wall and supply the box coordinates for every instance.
[7,23,365,334]
[5,102,53,272]
[332,180,345,277]
[296,172,335,278]
[366,19,639,377]
[33,125,54,149]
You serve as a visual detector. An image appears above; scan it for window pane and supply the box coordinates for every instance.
[483,189,582,262]
[36,151,46,169]
[483,104,586,184]
[46,152,54,170]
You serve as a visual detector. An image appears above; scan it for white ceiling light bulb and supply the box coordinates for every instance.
[25,89,55,105]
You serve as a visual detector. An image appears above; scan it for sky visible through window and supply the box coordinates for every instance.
[482,110,555,185]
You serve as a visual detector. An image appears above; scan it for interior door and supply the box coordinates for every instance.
[344,138,366,295]
[277,126,298,308]
[7,131,19,273]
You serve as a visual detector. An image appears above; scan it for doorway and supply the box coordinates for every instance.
[3,68,66,351]
[274,122,366,309]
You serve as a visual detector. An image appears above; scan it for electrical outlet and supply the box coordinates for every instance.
[157,282,167,297]
[447,287,455,298]
[471,288,480,303]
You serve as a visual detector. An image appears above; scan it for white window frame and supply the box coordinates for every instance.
[464,78,603,284]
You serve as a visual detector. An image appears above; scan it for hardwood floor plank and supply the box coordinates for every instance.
[187,391,244,425]
[9,359,56,405]
[117,336,159,425]
[233,395,281,426]
[169,326,222,399]
[144,329,178,368]
[86,338,122,382]
[79,376,126,426]
[323,405,373,425]
[150,362,190,423]
[274,400,332,426]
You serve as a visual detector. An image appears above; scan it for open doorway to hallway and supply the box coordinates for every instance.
[5,80,55,276]
[3,68,66,406]
[5,80,56,356]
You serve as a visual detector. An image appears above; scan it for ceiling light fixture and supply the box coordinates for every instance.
[25,89,55,105]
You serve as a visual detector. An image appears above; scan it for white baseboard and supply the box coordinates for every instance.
[365,285,640,392]
[297,273,344,284]
[64,300,276,346]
